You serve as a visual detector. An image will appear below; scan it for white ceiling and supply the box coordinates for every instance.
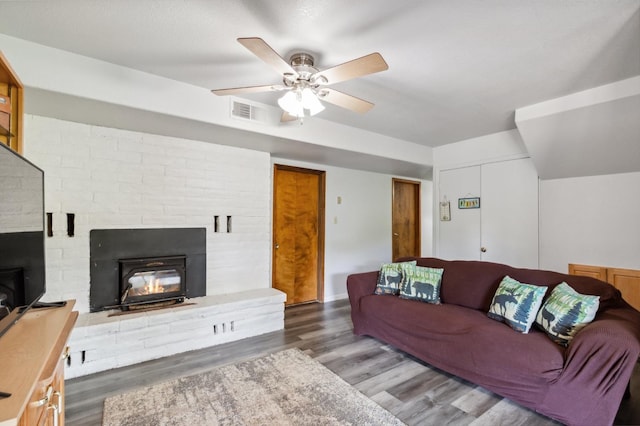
[0,0,639,172]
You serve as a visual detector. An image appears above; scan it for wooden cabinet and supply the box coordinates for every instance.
[569,264,640,311]
[568,263,607,281]
[19,352,67,426]
[0,51,24,154]
[0,302,78,426]
[607,268,640,312]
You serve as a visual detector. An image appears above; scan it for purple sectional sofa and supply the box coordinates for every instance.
[347,257,640,426]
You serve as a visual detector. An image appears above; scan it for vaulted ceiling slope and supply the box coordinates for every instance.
[0,1,638,179]
[516,76,640,180]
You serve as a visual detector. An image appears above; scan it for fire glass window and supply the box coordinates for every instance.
[127,269,182,296]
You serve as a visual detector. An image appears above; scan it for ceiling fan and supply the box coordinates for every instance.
[211,37,388,120]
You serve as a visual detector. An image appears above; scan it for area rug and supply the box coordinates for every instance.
[102,348,404,426]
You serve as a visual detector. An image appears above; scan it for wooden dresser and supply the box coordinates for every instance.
[0,301,78,426]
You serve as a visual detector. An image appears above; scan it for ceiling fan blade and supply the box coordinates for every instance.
[315,53,388,85]
[211,84,284,96]
[237,37,296,77]
[319,88,374,114]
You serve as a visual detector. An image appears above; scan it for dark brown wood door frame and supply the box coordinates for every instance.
[392,178,421,261]
[272,164,326,304]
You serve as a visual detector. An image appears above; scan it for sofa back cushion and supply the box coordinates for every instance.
[487,275,548,333]
[399,266,444,304]
[535,282,600,346]
[397,257,622,313]
[374,261,417,295]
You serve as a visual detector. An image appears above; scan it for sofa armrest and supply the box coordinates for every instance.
[547,309,640,424]
[565,309,640,364]
[346,271,378,333]
[347,271,378,305]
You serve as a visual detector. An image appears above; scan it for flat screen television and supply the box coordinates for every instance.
[0,142,46,340]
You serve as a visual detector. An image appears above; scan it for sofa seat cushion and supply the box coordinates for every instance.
[360,295,565,400]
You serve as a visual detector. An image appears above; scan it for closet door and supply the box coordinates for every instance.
[438,166,481,261]
[481,158,539,268]
[437,158,539,268]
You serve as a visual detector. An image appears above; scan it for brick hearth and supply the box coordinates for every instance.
[66,289,285,378]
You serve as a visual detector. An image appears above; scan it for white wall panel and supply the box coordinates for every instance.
[539,172,640,273]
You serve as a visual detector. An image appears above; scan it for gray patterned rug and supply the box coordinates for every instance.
[102,348,403,425]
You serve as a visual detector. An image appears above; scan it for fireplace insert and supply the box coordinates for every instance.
[118,255,186,310]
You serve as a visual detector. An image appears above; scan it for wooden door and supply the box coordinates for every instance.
[272,165,325,305]
[392,178,421,261]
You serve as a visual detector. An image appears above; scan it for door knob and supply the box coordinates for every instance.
[480,247,487,253]
[393,233,399,236]
[275,243,280,249]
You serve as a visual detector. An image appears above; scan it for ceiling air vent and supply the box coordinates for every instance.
[231,100,268,123]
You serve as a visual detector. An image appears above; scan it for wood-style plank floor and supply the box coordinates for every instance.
[65,299,640,425]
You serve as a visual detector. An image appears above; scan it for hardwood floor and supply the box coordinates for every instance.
[65,299,640,425]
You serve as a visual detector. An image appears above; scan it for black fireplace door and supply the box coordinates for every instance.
[119,256,186,307]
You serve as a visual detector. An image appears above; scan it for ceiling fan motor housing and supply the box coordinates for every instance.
[284,53,321,86]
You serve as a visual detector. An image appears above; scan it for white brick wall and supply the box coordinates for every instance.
[18,116,283,376]
[22,115,272,313]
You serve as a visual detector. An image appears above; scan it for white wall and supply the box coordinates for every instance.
[539,171,640,273]
[272,158,432,301]
[23,115,272,313]
[434,129,529,170]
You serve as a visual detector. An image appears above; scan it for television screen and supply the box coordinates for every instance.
[0,142,45,339]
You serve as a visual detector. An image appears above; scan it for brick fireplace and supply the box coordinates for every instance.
[71,227,285,380]
[23,116,282,379]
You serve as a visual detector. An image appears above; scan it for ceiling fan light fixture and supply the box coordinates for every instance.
[278,91,304,117]
[278,87,325,118]
[301,88,325,116]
